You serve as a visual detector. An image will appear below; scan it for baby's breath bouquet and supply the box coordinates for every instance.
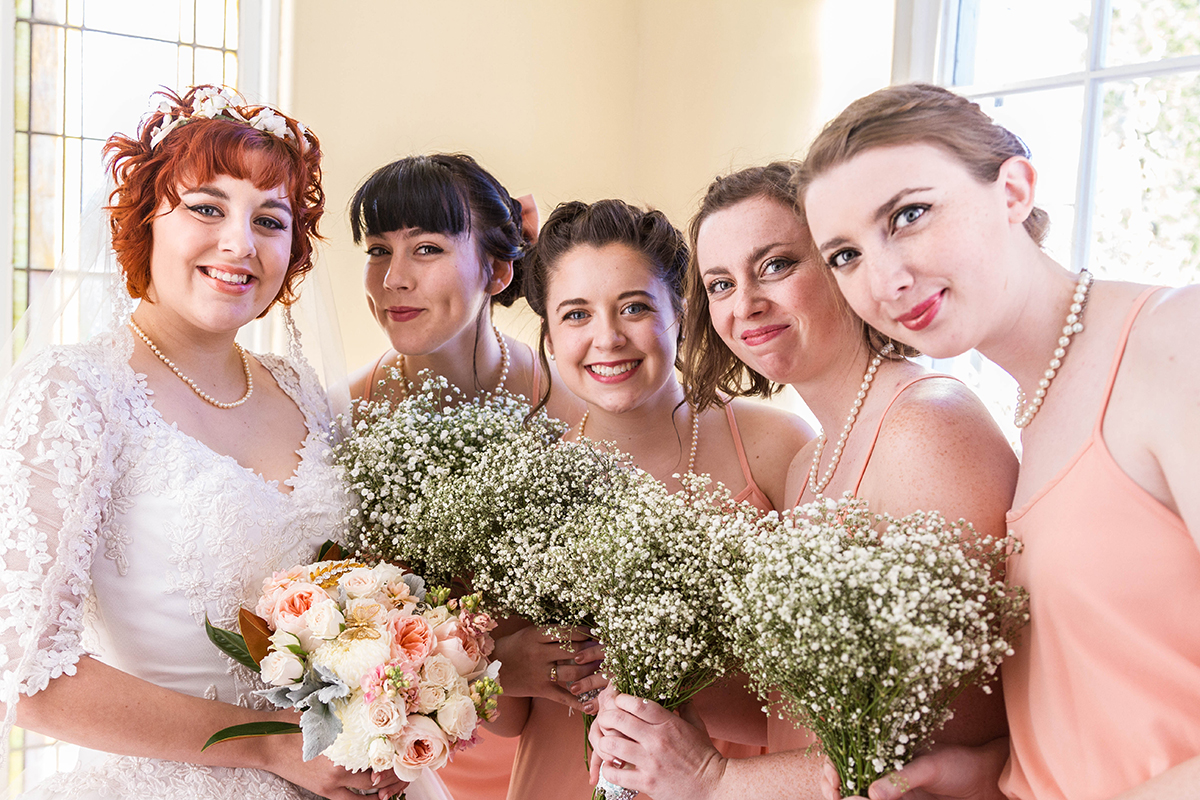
[730,498,1028,795]
[335,374,567,588]
[576,475,760,800]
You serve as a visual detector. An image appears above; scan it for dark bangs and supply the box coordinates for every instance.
[349,157,472,244]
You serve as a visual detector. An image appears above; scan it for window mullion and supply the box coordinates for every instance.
[2,2,14,372]
[1071,0,1113,272]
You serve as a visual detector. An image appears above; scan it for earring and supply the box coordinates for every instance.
[548,353,555,361]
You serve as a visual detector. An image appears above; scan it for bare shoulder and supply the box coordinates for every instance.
[347,354,390,404]
[865,376,1018,533]
[1125,284,1200,382]
[727,397,816,457]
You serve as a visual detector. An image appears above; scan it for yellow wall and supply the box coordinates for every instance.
[288,0,894,374]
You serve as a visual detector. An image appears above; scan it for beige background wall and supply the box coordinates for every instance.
[288,0,895,375]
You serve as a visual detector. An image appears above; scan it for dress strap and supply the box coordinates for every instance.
[850,374,954,497]
[364,350,393,403]
[1092,286,1163,438]
[724,402,757,490]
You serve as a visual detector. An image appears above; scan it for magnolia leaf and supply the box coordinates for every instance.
[201,721,301,751]
[317,540,343,561]
[204,617,260,673]
[238,608,273,665]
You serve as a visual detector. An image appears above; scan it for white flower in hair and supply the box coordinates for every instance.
[147,86,298,150]
[249,107,290,138]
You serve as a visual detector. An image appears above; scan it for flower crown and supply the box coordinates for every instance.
[147,85,310,151]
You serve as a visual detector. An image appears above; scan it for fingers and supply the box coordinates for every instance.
[611,692,673,724]
[820,759,843,800]
[677,701,710,737]
[573,641,606,665]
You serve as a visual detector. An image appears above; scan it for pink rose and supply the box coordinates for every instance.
[255,567,307,625]
[270,582,329,637]
[387,612,435,668]
[431,633,486,679]
[391,715,451,781]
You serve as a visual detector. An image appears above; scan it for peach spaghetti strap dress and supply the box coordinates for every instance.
[999,288,1200,800]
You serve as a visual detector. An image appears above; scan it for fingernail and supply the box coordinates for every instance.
[569,682,581,693]
[583,701,597,714]
[372,773,380,786]
[575,654,586,663]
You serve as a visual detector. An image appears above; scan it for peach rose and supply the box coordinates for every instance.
[387,612,435,668]
[270,582,330,640]
[391,715,451,781]
[254,566,308,623]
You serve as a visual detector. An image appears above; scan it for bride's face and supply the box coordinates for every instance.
[146,173,293,335]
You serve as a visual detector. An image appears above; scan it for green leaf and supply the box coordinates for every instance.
[205,616,260,673]
[201,721,301,751]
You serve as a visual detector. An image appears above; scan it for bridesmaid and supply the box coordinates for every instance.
[588,163,1017,798]
[799,83,1200,800]
[346,153,585,800]
[495,198,812,799]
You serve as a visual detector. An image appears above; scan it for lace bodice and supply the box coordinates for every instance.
[0,335,349,798]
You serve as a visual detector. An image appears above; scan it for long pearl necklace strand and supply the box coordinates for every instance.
[395,324,509,399]
[807,342,895,496]
[577,403,700,475]
[1013,269,1093,429]
[129,319,253,409]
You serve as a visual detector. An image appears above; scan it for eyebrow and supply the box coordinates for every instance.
[183,185,293,216]
[554,289,654,314]
[815,187,932,252]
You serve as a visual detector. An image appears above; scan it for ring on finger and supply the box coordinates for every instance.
[610,757,625,770]
[549,663,558,683]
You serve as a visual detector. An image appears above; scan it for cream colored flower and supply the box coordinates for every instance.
[322,695,372,771]
[313,630,391,689]
[436,692,478,741]
[260,649,304,687]
[366,695,408,736]
[391,715,451,781]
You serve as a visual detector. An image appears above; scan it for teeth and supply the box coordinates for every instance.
[588,362,638,377]
[206,268,250,285]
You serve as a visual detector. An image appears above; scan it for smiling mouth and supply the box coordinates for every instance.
[201,267,252,285]
[896,290,945,331]
[587,361,640,377]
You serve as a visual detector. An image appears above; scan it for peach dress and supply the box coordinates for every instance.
[766,375,946,754]
[999,288,1200,800]
[504,404,774,799]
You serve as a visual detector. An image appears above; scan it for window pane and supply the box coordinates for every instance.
[1107,0,1200,67]
[81,32,179,140]
[955,0,1090,86]
[1091,71,1200,284]
[31,0,65,24]
[15,22,31,131]
[975,87,1084,265]
[29,133,64,271]
[194,46,225,85]
[85,0,181,42]
[31,23,65,135]
[13,133,30,270]
[195,0,227,47]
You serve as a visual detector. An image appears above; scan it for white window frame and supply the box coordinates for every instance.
[893,0,1200,272]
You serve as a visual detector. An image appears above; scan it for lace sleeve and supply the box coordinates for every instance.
[0,347,120,736]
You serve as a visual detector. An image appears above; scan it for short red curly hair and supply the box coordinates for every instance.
[103,85,324,315]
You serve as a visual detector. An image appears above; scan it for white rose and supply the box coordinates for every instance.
[340,568,380,599]
[431,634,484,679]
[420,654,466,694]
[372,563,406,585]
[368,736,395,773]
[415,683,445,715]
[366,695,407,736]
[269,629,303,652]
[303,599,345,642]
[260,649,304,687]
[436,692,478,741]
[422,606,452,628]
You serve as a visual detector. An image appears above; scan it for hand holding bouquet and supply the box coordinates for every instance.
[730,498,1028,795]
[206,554,502,782]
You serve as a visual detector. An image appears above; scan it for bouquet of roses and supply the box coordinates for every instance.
[205,551,503,781]
[729,498,1029,795]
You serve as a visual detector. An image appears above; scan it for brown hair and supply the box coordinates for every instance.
[682,162,915,412]
[523,199,688,416]
[796,82,1049,245]
[103,85,324,315]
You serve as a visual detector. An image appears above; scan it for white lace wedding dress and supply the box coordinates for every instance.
[0,335,450,800]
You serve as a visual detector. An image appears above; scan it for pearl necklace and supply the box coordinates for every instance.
[394,324,509,399]
[807,342,894,496]
[129,319,253,409]
[1014,269,1093,429]
[577,403,700,475]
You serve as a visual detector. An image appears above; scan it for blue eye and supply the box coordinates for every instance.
[186,203,221,218]
[622,302,652,316]
[827,249,859,269]
[563,309,588,322]
[256,216,287,231]
[706,278,734,295]
[763,257,796,276]
[893,204,928,230]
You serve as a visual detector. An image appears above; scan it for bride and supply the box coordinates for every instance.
[0,86,444,800]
